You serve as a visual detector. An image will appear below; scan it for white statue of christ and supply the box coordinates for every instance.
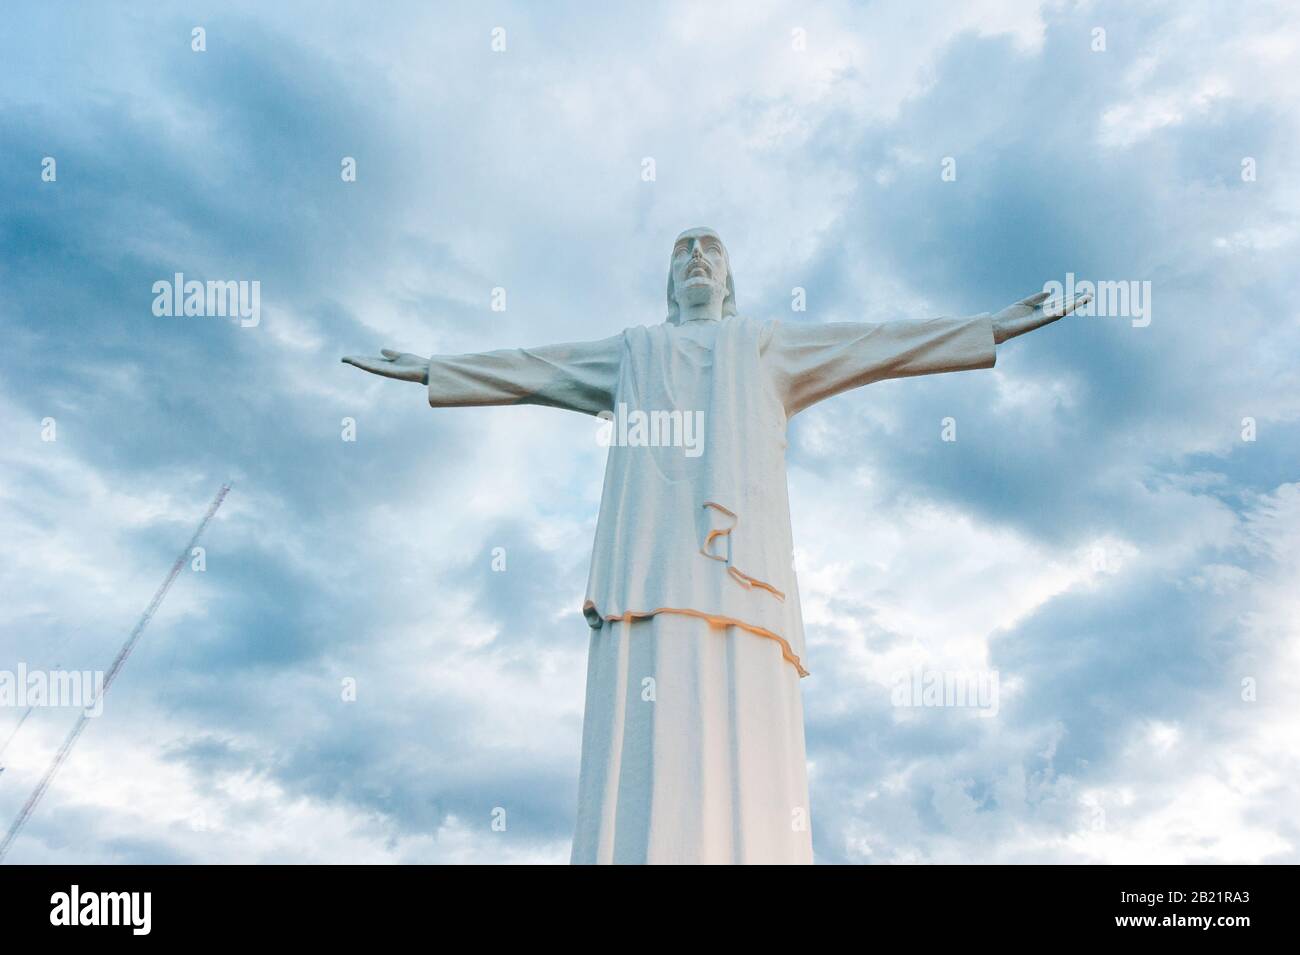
[343,228,1089,864]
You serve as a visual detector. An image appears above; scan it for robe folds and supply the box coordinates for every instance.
[425,313,996,863]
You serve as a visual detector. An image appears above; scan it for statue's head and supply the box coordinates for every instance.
[666,227,737,324]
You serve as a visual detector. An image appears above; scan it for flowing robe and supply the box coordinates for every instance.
[424,314,996,863]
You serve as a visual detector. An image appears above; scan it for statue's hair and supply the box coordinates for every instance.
[666,232,737,324]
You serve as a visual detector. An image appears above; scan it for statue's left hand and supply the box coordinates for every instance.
[993,290,1092,344]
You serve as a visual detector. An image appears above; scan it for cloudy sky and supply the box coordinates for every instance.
[1,0,1297,863]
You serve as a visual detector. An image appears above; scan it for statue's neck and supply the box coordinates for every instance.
[676,299,724,324]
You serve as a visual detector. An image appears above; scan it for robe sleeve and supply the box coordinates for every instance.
[426,334,622,417]
[769,316,996,417]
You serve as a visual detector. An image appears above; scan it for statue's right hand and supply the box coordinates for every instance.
[341,349,430,384]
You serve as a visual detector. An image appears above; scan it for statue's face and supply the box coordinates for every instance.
[670,228,729,311]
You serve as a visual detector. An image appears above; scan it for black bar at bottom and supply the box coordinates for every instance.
[0,863,1285,940]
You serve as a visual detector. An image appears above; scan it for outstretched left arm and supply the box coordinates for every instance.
[770,290,1091,417]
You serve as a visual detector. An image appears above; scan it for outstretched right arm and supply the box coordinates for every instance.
[342,335,622,417]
